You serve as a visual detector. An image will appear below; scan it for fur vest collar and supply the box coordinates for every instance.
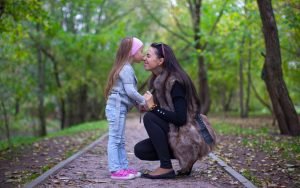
[152,70,197,124]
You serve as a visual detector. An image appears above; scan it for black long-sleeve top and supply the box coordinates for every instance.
[150,81,187,127]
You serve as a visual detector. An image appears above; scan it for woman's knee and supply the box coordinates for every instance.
[134,142,143,159]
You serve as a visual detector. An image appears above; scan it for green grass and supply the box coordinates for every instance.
[0,120,108,151]
[242,169,261,187]
[41,164,52,172]
[47,121,107,137]
[213,121,269,136]
[22,172,40,184]
[0,137,40,152]
[210,110,272,117]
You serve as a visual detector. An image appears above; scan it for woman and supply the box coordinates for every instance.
[134,43,204,179]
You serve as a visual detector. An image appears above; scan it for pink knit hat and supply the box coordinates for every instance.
[131,37,143,56]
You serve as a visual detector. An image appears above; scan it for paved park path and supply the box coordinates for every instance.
[32,114,244,188]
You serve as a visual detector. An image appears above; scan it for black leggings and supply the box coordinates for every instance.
[134,112,175,169]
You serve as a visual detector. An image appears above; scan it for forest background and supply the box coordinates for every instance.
[0,0,299,144]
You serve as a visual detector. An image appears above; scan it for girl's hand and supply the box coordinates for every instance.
[143,91,155,109]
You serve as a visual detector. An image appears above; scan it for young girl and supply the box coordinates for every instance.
[104,37,145,180]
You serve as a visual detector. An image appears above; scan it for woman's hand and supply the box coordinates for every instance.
[143,91,155,109]
[138,104,148,112]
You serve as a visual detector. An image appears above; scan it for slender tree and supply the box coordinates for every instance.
[245,34,251,118]
[1,99,12,148]
[36,23,47,136]
[40,47,66,129]
[257,0,300,135]
[187,0,228,114]
[238,31,246,118]
[0,0,4,19]
[243,0,251,118]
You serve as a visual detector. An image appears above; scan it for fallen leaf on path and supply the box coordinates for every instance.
[86,179,108,183]
[58,176,71,180]
[52,179,60,184]
[6,178,20,183]
[211,177,218,181]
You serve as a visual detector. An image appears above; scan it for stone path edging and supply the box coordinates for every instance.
[209,153,257,188]
[23,133,108,188]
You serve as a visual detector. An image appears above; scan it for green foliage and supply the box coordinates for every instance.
[0,0,44,32]
[0,0,299,140]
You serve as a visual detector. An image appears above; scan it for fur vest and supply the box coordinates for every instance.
[152,70,216,173]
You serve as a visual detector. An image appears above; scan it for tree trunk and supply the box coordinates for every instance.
[225,90,233,112]
[250,73,273,114]
[198,55,210,114]
[14,96,20,116]
[244,35,252,118]
[66,92,75,127]
[65,85,88,127]
[36,24,47,136]
[41,48,66,130]
[0,0,4,19]
[221,87,233,112]
[239,33,246,118]
[243,0,250,118]
[78,84,88,122]
[257,0,300,136]
[1,100,12,148]
[188,0,211,114]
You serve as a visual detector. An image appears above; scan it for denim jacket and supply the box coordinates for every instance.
[107,63,145,110]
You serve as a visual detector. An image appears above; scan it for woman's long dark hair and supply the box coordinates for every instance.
[149,43,201,113]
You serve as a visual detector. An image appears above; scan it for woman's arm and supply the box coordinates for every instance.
[150,82,187,126]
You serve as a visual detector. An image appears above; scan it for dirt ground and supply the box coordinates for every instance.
[35,115,242,188]
[0,131,101,188]
[211,116,300,188]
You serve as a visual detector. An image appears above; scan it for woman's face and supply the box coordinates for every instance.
[132,46,144,62]
[143,47,163,71]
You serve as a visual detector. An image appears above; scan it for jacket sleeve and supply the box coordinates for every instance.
[119,65,145,105]
[150,82,187,126]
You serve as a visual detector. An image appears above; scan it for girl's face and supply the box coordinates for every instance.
[143,47,164,71]
[132,46,144,62]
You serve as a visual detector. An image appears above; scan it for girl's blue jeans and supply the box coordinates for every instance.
[105,99,129,172]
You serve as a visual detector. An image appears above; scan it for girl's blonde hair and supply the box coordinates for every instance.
[104,37,133,99]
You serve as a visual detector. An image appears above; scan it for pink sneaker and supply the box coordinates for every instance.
[111,169,135,180]
[126,168,142,178]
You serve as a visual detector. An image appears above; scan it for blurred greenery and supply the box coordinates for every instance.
[0,120,107,151]
[0,0,299,141]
